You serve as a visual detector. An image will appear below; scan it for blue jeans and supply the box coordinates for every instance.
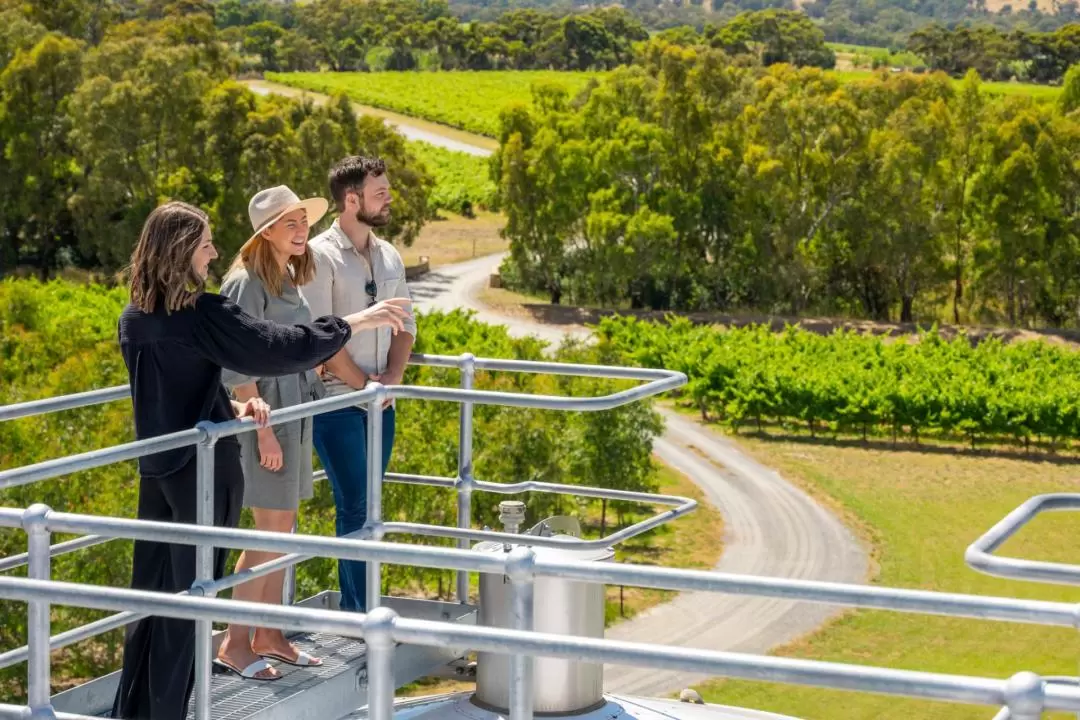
[313,406,396,612]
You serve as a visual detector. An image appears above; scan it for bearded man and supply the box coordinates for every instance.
[304,155,416,613]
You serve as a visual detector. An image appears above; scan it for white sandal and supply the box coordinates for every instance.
[213,657,281,681]
[257,648,322,667]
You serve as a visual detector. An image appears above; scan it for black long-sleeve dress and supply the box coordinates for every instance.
[111,292,351,720]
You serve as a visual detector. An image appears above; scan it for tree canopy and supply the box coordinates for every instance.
[495,42,1080,328]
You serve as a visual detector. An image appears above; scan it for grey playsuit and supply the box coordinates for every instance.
[220,267,323,510]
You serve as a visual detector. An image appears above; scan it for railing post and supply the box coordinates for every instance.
[192,423,218,720]
[364,606,398,720]
[22,504,52,714]
[456,353,476,604]
[505,546,536,720]
[366,384,386,612]
[282,516,298,606]
[1004,672,1045,720]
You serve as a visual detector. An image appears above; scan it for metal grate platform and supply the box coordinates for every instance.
[50,595,477,720]
[187,632,368,720]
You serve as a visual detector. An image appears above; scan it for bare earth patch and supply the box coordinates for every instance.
[474,285,547,322]
[401,212,507,268]
[984,0,1056,11]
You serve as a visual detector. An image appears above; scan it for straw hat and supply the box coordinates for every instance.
[242,185,329,254]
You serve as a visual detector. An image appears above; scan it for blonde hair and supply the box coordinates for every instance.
[129,202,210,314]
[229,216,316,297]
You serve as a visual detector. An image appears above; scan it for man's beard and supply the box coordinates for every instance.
[356,204,390,227]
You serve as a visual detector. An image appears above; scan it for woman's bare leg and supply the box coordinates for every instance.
[216,541,279,678]
[217,507,301,676]
[247,508,318,663]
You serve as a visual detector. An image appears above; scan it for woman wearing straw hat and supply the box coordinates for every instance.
[214,186,341,681]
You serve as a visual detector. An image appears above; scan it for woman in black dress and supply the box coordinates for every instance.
[111,201,411,719]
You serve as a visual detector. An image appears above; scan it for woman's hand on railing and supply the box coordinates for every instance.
[233,397,271,427]
[342,298,412,335]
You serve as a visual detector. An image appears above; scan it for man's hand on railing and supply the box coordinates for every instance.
[370,369,403,409]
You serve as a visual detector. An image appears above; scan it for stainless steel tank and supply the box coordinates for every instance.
[473,519,614,715]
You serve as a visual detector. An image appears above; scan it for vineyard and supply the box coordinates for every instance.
[409,141,497,216]
[596,316,1080,449]
[266,70,601,137]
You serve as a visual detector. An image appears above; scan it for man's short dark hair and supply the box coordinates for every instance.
[329,156,387,211]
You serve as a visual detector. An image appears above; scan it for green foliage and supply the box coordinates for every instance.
[0,278,662,698]
[0,17,434,276]
[453,0,1080,49]
[221,0,647,74]
[598,314,1080,446]
[1060,62,1080,113]
[494,46,1080,328]
[908,23,1080,84]
[408,141,498,215]
[267,70,602,137]
[839,44,927,70]
[705,10,836,69]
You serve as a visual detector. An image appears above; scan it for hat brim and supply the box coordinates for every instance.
[240,197,330,254]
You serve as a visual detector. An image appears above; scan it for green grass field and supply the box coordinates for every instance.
[267,70,601,137]
[827,42,893,55]
[828,68,1062,100]
[687,422,1080,719]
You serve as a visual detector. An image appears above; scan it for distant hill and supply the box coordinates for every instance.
[447,0,1077,46]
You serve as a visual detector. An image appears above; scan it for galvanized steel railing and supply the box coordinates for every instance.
[0,352,689,719]
[967,493,1080,587]
[0,353,1076,720]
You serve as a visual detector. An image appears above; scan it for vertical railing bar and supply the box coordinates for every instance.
[192,426,217,720]
[365,606,398,720]
[283,516,298,607]
[24,504,52,713]
[506,546,536,720]
[366,385,386,612]
[456,353,475,604]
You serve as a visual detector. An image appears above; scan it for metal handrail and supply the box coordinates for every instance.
[0,355,1072,720]
[0,382,686,492]
[0,571,1072,719]
[3,507,1079,627]
[0,474,694,567]
[2,500,1080,717]
[966,493,1080,586]
[0,353,680,424]
[0,353,689,719]
[992,676,1080,719]
[0,385,129,423]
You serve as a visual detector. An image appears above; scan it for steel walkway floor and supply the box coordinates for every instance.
[52,596,476,720]
[185,632,368,720]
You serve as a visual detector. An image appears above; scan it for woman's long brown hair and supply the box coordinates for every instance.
[129,201,210,314]
[228,216,316,297]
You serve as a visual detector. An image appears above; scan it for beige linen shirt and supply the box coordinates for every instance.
[304,220,416,397]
